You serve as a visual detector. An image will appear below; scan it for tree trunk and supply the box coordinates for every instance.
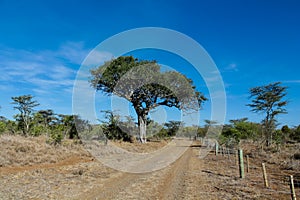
[138,115,147,143]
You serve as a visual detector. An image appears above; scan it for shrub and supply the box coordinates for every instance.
[47,131,63,145]
[0,121,6,134]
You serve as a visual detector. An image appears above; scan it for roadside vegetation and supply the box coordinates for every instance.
[0,57,299,154]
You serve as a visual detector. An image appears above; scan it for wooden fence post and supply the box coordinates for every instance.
[262,163,269,188]
[290,175,297,200]
[246,155,250,173]
[215,142,219,156]
[227,148,230,160]
[220,146,224,156]
[236,150,239,167]
[238,149,245,178]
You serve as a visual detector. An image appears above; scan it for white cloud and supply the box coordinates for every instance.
[0,42,112,95]
[225,63,238,72]
[83,50,113,66]
[282,80,300,84]
[56,41,89,65]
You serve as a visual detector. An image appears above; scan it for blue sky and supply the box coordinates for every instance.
[0,0,299,127]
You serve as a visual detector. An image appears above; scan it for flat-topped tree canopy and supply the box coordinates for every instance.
[90,56,207,143]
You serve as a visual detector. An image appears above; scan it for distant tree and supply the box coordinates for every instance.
[32,110,55,136]
[101,110,130,141]
[203,119,221,139]
[220,118,262,146]
[6,120,17,134]
[247,82,288,146]
[11,95,39,136]
[147,120,163,139]
[0,117,7,134]
[290,125,300,142]
[281,125,291,143]
[58,114,80,139]
[0,106,6,134]
[164,121,182,137]
[118,115,139,139]
[38,110,55,127]
[90,56,206,143]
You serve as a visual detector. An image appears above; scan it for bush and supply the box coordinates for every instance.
[0,121,6,134]
[103,124,131,142]
[30,125,45,137]
[153,128,170,139]
[47,131,63,145]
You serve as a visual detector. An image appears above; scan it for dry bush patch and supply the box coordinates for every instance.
[110,139,169,153]
[0,135,90,168]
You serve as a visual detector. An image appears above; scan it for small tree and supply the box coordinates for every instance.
[90,56,206,143]
[11,95,39,136]
[0,107,6,134]
[290,125,300,142]
[0,116,7,134]
[247,82,288,146]
[58,114,80,139]
[164,121,182,137]
[101,110,131,141]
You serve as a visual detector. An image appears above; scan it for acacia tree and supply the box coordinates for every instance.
[247,82,288,146]
[90,56,206,143]
[11,95,40,136]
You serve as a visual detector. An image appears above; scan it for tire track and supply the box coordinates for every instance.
[76,141,194,200]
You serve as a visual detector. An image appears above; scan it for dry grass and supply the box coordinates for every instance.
[0,134,90,167]
[110,139,169,153]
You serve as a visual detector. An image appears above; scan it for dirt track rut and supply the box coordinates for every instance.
[77,143,208,200]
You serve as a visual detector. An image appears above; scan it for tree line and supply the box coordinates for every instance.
[0,56,299,149]
[0,95,86,144]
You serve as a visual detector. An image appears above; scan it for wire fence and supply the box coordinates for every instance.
[198,141,299,200]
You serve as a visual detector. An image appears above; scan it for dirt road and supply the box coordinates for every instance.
[2,136,293,199]
[78,144,194,199]
[1,139,218,200]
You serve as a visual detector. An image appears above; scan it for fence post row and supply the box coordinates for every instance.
[210,144,298,198]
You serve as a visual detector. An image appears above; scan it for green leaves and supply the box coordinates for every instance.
[11,95,40,136]
[90,56,206,141]
[247,82,288,146]
[90,56,206,116]
[247,82,287,115]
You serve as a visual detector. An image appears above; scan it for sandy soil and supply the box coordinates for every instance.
[0,135,299,199]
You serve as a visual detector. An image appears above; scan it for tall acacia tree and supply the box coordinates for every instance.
[11,95,40,136]
[90,56,206,143]
[247,82,288,146]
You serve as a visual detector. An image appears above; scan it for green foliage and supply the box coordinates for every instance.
[290,125,300,142]
[6,120,17,134]
[196,127,206,138]
[47,131,63,145]
[273,129,284,145]
[90,56,206,143]
[0,121,6,134]
[151,121,182,139]
[0,116,7,134]
[58,114,80,139]
[11,95,40,136]
[247,82,288,146]
[220,118,262,147]
[31,125,45,136]
[164,121,181,137]
[154,128,169,139]
[101,111,131,141]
